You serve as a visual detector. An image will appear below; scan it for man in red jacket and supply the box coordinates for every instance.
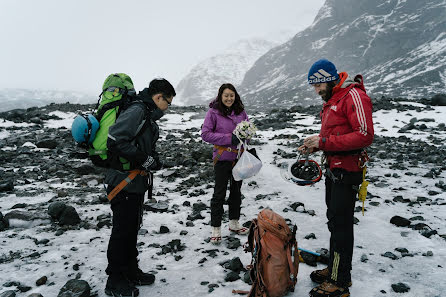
[299,59,374,297]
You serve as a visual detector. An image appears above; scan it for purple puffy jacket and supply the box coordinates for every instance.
[201,101,249,162]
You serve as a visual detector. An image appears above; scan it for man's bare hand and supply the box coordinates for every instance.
[298,135,320,154]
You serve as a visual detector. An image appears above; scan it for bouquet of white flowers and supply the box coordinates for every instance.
[233,120,257,141]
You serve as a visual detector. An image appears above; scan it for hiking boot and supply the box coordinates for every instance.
[105,276,139,297]
[309,281,350,297]
[210,226,222,244]
[128,267,155,286]
[229,220,249,235]
[310,268,352,287]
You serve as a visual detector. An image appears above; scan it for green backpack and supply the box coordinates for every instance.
[88,73,138,170]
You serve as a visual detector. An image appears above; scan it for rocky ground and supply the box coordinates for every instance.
[0,95,445,297]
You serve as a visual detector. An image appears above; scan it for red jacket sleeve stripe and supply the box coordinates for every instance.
[350,88,368,136]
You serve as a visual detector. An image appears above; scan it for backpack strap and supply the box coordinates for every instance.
[107,169,147,201]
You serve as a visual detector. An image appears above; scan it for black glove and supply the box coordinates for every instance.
[231,134,245,146]
[141,155,157,171]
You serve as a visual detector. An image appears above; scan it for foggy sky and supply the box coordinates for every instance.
[0,0,324,95]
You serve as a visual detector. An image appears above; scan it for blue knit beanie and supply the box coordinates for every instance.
[308,59,339,84]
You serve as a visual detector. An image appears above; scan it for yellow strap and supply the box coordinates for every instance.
[358,166,369,216]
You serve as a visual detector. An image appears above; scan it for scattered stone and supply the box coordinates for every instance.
[0,291,16,297]
[304,233,316,240]
[0,181,14,192]
[224,271,241,282]
[159,226,170,234]
[57,279,91,297]
[226,237,241,250]
[382,252,398,260]
[59,206,81,226]
[390,216,410,227]
[391,282,410,293]
[360,254,368,263]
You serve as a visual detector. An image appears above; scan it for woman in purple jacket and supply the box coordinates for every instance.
[201,83,250,244]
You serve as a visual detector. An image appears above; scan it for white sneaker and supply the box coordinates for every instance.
[210,226,222,245]
[229,220,249,235]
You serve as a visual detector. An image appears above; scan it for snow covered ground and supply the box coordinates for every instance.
[0,103,445,297]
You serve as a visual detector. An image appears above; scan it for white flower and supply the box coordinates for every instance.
[233,120,257,140]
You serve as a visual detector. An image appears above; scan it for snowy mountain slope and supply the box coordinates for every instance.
[175,38,278,106]
[0,100,445,296]
[240,0,446,108]
[0,88,96,112]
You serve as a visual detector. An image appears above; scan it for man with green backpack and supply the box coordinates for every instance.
[101,76,175,297]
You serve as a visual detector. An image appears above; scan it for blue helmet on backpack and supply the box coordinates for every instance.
[71,114,99,145]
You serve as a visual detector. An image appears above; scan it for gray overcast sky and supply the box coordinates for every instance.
[0,0,325,94]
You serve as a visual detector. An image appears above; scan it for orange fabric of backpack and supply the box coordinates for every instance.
[244,209,299,297]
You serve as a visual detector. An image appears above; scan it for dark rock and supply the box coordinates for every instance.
[391,282,410,293]
[48,202,67,219]
[395,247,409,254]
[11,203,27,209]
[304,233,316,240]
[36,276,48,286]
[4,210,51,227]
[0,291,16,297]
[0,181,14,192]
[187,211,204,221]
[36,139,58,149]
[57,279,91,297]
[224,271,241,282]
[17,285,32,292]
[159,226,170,234]
[390,216,411,227]
[226,237,241,250]
[360,254,368,263]
[409,216,425,221]
[192,202,207,212]
[27,294,44,297]
[421,230,437,238]
[73,164,96,176]
[289,202,305,211]
[228,257,244,273]
[59,206,81,225]
[382,252,398,260]
[431,94,446,106]
[410,223,430,230]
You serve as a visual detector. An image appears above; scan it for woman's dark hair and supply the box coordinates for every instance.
[215,83,244,116]
[147,78,176,98]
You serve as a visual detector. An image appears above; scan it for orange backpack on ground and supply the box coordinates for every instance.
[239,209,299,297]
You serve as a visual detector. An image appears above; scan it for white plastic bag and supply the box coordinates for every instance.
[232,142,262,181]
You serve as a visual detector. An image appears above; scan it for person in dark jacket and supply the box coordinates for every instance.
[299,59,374,297]
[201,83,250,245]
[104,78,175,297]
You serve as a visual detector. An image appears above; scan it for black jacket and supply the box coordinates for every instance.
[104,89,163,193]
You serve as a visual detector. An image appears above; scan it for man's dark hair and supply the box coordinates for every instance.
[215,83,244,116]
[147,78,176,98]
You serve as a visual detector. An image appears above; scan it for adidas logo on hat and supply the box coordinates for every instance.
[308,59,339,85]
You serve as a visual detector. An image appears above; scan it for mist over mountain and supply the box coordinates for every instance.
[175,38,280,106]
[240,0,446,108]
[0,89,96,112]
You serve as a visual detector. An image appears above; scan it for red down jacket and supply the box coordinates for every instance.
[318,72,374,172]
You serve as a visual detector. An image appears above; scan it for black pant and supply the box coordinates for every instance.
[325,169,362,286]
[211,161,243,227]
[105,186,145,277]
